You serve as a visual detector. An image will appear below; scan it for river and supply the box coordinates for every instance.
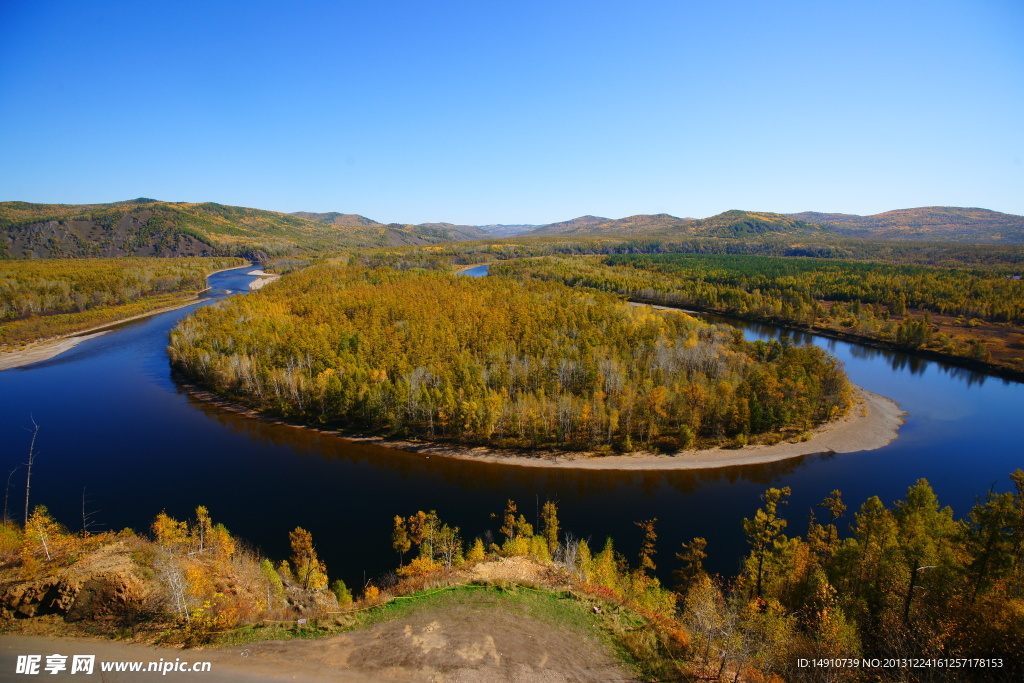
[1,265,1021,586]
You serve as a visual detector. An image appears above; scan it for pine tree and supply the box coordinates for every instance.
[742,487,791,599]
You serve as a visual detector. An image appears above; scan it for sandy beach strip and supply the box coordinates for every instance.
[346,386,904,470]
[0,297,210,371]
[0,264,257,372]
[181,381,904,471]
[247,270,281,290]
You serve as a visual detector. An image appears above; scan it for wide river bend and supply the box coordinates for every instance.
[1,265,1021,584]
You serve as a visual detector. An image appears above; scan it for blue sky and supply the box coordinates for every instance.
[2,0,1021,224]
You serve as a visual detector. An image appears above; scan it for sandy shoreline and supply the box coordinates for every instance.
[0,297,211,372]
[0,264,254,372]
[247,269,281,290]
[181,380,905,471]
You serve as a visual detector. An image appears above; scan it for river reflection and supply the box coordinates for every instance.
[183,389,825,496]
[2,266,1022,587]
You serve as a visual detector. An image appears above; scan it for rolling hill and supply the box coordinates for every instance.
[525,210,818,238]
[785,207,1024,243]
[6,201,1022,259]
[291,211,382,227]
[0,200,492,258]
[293,211,493,243]
[474,224,538,237]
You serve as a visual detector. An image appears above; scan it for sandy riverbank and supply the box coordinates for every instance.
[181,380,904,470]
[248,270,281,290]
[349,386,904,470]
[0,264,255,372]
[0,297,210,372]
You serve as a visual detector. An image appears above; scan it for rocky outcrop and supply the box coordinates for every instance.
[0,542,154,622]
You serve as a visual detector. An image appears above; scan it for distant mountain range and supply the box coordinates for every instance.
[2,200,1022,259]
[783,207,1024,243]
[524,211,817,238]
[0,200,493,258]
[524,207,1024,242]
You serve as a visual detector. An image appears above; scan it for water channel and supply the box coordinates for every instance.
[1,265,1021,587]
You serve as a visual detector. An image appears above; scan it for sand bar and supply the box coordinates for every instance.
[248,269,281,290]
[349,386,904,470]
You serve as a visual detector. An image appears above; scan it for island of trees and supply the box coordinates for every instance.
[168,264,853,452]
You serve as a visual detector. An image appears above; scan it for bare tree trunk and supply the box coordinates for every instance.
[156,554,190,623]
[24,417,39,524]
[3,467,19,524]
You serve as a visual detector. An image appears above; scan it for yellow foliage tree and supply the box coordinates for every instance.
[21,505,68,565]
[152,511,188,550]
[289,527,328,590]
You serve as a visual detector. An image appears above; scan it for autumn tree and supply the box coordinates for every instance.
[21,505,67,565]
[289,527,328,590]
[636,518,658,575]
[742,487,791,599]
[893,479,956,624]
[541,500,560,554]
[152,511,188,550]
[499,499,518,541]
[674,536,708,589]
[392,515,411,563]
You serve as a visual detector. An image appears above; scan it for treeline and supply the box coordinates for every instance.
[679,473,1024,681]
[604,253,1024,324]
[388,474,1024,682]
[493,254,1024,369]
[347,235,1024,274]
[169,264,852,451]
[6,474,1022,679]
[0,257,246,345]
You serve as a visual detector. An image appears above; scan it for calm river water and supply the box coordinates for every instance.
[1,265,1021,587]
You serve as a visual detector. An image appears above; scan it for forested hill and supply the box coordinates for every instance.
[291,211,383,227]
[521,207,1024,243]
[786,207,1024,243]
[525,210,818,238]
[293,211,495,242]
[0,200,492,259]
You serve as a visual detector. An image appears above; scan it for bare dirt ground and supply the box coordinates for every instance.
[218,599,629,682]
[0,589,632,682]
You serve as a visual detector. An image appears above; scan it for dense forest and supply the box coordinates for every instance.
[679,473,1024,681]
[169,264,853,451]
[491,254,1024,375]
[348,234,1024,274]
[0,257,246,345]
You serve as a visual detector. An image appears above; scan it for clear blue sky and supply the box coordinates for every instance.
[2,0,1022,225]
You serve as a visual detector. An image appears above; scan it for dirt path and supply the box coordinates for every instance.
[0,594,631,682]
